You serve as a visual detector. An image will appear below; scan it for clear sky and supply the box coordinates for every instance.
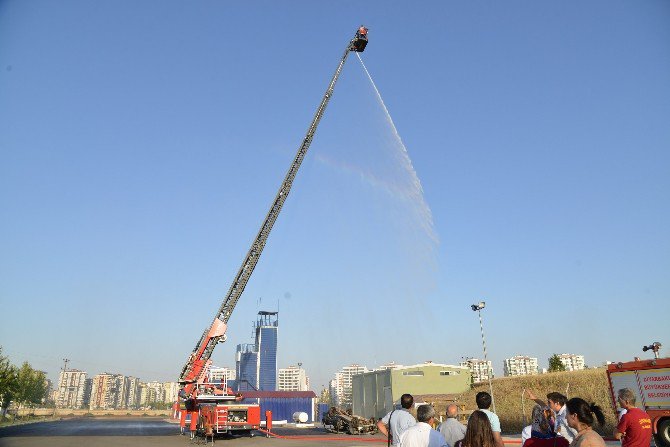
[1,1,669,392]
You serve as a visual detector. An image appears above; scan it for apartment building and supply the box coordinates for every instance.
[329,364,368,408]
[278,365,308,391]
[459,358,493,383]
[89,373,126,410]
[57,369,87,409]
[503,356,539,377]
[558,353,585,371]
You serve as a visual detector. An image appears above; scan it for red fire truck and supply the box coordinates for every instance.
[606,343,670,447]
[175,26,370,440]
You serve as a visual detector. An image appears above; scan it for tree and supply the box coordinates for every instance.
[319,387,330,404]
[14,362,47,410]
[0,347,18,416]
[548,354,567,372]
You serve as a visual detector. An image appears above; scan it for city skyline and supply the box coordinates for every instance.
[2,1,669,393]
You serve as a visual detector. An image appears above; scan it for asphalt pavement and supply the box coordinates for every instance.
[0,418,628,447]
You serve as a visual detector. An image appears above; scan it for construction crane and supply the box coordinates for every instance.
[176,26,369,438]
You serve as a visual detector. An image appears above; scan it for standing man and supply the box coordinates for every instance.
[438,404,466,447]
[378,393,417,447]
[399,404,448,447]
[527,390,577,443]
[615,388,652,447]
[475,391,505,447]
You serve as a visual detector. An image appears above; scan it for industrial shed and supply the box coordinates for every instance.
[352,363,471,419]
[240,390,317,423]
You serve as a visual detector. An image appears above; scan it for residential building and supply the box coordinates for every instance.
[125,377,141,409]
[163,382,180,404]
[210,366,236,390]
[57,369,87,409]
[503,356,539,377]
[90,373,119,410]
[210,366,236,383]
[352,362,471,419]
[278,365,308,391]
[330,364,368,408]
[459,358,493,384]
[82,378,92,408]
[558,354,585,371]
[88,373,133,409]
[146,381,165,403]
[139,383,156,407]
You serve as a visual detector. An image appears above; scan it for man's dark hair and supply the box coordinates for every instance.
[547,392,567,406]
[476,391,492,409]
[400,393,414,409]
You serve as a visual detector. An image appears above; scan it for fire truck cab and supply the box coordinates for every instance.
[607,354,670,447]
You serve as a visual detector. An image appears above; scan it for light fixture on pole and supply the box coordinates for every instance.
[471,301,496,413]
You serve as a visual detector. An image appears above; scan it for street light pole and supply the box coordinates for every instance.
[471,301,496,413]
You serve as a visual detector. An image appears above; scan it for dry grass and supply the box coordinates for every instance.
[426,368,616,435]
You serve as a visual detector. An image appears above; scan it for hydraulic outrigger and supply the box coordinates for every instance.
[176,26,369,438]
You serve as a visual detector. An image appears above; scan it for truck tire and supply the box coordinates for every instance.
[656,418,670,447]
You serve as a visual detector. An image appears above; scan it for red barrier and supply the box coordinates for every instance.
[266,410,273,432]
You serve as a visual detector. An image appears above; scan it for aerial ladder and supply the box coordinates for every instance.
[176,26,369,438]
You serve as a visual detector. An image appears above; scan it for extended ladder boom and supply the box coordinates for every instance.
[179,28,369,387]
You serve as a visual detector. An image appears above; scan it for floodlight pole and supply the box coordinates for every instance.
[474,303,496,413]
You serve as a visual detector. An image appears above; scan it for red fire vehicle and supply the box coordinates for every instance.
[175,26,369,441]
[606,343,670,447]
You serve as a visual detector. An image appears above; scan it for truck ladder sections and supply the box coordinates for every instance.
[179,28,368,388]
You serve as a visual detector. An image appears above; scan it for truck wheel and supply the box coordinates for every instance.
[655,418,670,447]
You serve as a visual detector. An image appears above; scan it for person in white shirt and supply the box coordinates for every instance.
[399,404,448,447]
[526,390,577,443]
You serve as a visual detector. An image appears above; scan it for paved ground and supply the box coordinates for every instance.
[0,418,384,447]
[0,418,627,447]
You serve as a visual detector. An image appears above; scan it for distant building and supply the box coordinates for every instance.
[256,311,278,391]
[503,356,538,377]
[236,343,259,391]
[82,378,92,408]
[210,366,236,391]
[376,362,403,370]
[460,358,493,383]
[89,373,124,410]
[235,311,278,391]
[163,382,180,404]
[125,377,141,409]
[330,364,368,408]
[557,353,585,371]
[57,369,87,409]
[146,381,165,402]
[139,383,156,407]
[278,366,308,391]
[352,362,471,419]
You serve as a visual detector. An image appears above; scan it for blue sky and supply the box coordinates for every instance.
[1,1,669,391]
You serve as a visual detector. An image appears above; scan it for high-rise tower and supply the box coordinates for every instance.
[235,311,278,391]
[256,311,278,391]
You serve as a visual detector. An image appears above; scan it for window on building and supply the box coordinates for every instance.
[402,371,424,376]
[440,371,459,376]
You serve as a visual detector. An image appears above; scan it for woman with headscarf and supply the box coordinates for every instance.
[523,405,569,447]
